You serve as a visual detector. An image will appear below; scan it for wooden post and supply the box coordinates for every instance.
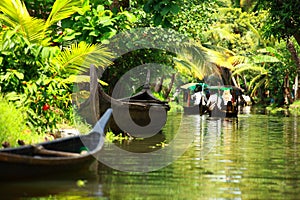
[187,90,190,107]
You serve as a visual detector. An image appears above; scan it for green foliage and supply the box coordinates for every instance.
[172,1,219,39]
[143,0,180,27]
[0,96,44,147]
[105,131,130,143]
[0,29,56,93]
[204,7,269,54]
[0,0,83,45]
[52,41,113,74]
[257,0,300,44]
[18,75,73,132]
[24,0,56,19]
[56,2,137,44]
[0,0,114,133]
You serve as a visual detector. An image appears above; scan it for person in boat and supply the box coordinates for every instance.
[206,89,223,112]
[191,85,207,106]
[222,89,233,112]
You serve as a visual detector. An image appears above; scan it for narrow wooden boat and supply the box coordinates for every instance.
[182,83,209,115]
[206,85,242,118]
[183,103,209,115]
[98,81,170,137]
[78,66,170,137]
[0,108,112,180]
[208,107,238,118]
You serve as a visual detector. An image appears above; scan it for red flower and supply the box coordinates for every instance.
[42,104,50,111]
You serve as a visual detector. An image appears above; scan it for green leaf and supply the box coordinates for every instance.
[143,0,153,13]
[121,11,137,23]
[52,41,114,74]
[89,31,98,37]
[14,70,24,80]
[153,14,163,26]
[252,55,280,63]
[170,4,180,15]
[161,6,170,16]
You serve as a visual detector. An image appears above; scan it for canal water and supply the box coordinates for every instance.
[1,109,300,199]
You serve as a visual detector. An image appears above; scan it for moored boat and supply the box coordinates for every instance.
[0,109,112,180]
[98,78,170,137]
[78,66,170,137]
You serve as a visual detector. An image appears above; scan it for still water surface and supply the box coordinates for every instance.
[1,111,300,199]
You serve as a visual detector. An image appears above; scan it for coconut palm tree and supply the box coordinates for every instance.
[173,41,231,80]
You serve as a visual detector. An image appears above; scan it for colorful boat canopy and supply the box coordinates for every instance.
[207,85,242,91]
[180,83,208,90]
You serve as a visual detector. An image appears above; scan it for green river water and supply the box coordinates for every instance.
[1,108,300,199]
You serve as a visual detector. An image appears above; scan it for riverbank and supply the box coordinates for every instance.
[264,100,300,116]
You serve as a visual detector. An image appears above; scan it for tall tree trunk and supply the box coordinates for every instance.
[164,73,175,99]
[110,0,130,11]
[293,32,300,47]
[242,75,249,92]
[286,39,300,99]
[154,75,164,93]
[294,74,298,99]
[283,74,293,104]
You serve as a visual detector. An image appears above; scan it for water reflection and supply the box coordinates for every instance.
[0,169,100,198]
[98,114,300,200]
[2,114,300,199]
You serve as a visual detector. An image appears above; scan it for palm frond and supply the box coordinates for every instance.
[45,0,82,29]
[0,0,30,25]
[0,0,30,31]
[251,55,280,63]
[0,0,49,44]
[245,22,262,41]
[52,41,114,74]
[203,44,235,56]
[206,48,233,69]
[249,73,264,89]
[0,14,18,27]
[173,57,214,79]
[250,76,268,97]
[22,17,48,43]
[173,41,224,79]
[232,64,268,76]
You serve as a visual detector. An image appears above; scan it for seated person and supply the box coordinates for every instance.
[191,85,207,106]
[206,90,222,111]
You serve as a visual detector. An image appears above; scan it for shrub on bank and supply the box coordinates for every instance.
[0,97,44,147]
[289,100,300,116]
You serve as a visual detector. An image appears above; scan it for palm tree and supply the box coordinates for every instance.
[0,0,114,132]
[231,51,281,101]
[173,41,231,80]
[0,0,113,73]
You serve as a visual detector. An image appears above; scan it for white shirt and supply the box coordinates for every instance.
[206,94,222,110]
[192,92,207,105]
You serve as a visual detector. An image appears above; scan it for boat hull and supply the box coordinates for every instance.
[0,109,112,180]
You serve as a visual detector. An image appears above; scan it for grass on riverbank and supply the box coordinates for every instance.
[288,100,300,116]
[265,100,300,116]
[0,97,45,148]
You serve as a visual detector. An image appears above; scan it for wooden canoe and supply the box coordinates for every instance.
[78,66,170,137]
[0,108,112,180]
[208,107,238,118]
[206,85,242,118]
[183,104,209,115]
[98,82,170,137]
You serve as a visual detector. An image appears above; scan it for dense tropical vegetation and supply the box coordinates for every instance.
[1,0,300,146]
